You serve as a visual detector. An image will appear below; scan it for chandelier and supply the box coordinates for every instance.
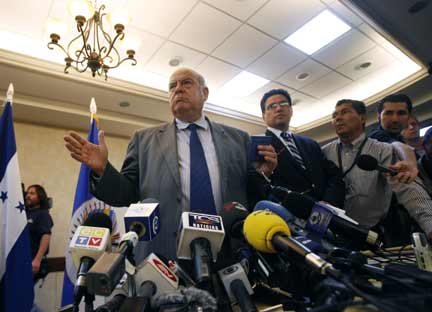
[47,0,137,80]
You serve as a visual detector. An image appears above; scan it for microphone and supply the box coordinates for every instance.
[243,210,341,279]
[69,213,113,311]
[220,202,249,240]
[218,263,257,312]
[357,154,398,176]
[176,212,225,290]
[253,200,295,224]
[86,202,161,295]
[124,200,161,241]
[272,189,381,249]
[254,201,336,253]
[134,253,179,297]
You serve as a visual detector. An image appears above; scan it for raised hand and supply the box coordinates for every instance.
[64,130,108,176]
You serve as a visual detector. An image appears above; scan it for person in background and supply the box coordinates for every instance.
[323,99,432,245]
[368,93,419,183]
[260,88,345,208]
[418,128,432,196]
[25,184,53,282]
[402,114,425,158]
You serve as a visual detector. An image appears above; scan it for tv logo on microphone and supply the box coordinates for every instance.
[74,227,108,247]
[188,213,223,231]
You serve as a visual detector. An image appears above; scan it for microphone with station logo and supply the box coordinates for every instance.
[176,212,225,291]
[86,201,161,296]
[69,213,112,312]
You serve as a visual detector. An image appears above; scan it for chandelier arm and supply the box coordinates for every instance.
[107,56,137,70]
[98,11,112,53]
[103,32,124,59]
[82,19,93,56]
[47,42,70,57]
[101,44,120,67]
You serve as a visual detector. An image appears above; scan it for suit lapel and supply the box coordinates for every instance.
[157,122,181,189]
[209,121,228,202]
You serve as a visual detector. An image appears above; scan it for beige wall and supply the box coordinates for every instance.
[15,121,130,311]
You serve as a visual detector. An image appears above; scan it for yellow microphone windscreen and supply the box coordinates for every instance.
[243,210,290,253]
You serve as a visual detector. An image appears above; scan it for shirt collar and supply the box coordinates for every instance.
[267,127,292,138]
[378,125,405,142]
[176,114,208,131]
[338,133,366,150]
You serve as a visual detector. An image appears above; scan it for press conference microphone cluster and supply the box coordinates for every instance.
[357,154,398,176]
[243,210,342,280]
[86,201,161,296]
[271,188,381,249]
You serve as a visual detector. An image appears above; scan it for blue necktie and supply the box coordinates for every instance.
[281,132,306,170]
[189,124,217,214]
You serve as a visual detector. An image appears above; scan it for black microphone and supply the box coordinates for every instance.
[95,293,126,312]
[357,154,398,176]
[271,188,381,249]
[218,263,257,312]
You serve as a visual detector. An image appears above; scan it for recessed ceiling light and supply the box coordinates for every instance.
[296,72,310,80]
[284,10,351,55]
[169,56,182,67]
[356,61,372,70]
[219,71,269,97]
[119,101,130,107]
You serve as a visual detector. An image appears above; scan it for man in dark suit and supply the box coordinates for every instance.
[260,89,345,207]
[64,68,277,260]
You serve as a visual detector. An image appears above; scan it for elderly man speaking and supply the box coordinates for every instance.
[64,68,277,260]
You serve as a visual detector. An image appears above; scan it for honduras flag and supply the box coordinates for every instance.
[61,112,120,307]
[0,97,35,311]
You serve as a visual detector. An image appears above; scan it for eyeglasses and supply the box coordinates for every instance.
[266,101,290,111]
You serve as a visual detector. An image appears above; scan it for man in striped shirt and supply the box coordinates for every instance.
[323,99,432,245]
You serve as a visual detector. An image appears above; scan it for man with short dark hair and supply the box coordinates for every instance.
[260,88,345,207]
[25,184,53,281]
[323,99,432,244]
[369,93,418,183]
[369,93,412,143]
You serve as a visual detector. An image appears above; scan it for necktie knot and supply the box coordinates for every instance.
[188,123,198,131]
[281,132,291,141]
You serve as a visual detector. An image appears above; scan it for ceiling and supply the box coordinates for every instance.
[0,0,431,140]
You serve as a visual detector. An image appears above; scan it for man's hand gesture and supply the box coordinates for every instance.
[64,130,108,176]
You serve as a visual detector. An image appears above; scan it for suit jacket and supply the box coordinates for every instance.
[266,130,345,207]
[91,119,259,260]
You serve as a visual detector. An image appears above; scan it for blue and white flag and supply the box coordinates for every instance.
[61,107,120,307]
[0,90,35,311]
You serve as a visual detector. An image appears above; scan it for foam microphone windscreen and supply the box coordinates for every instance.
[357,154,378,171]
[84,212,113,233]
[243,210,290,253]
